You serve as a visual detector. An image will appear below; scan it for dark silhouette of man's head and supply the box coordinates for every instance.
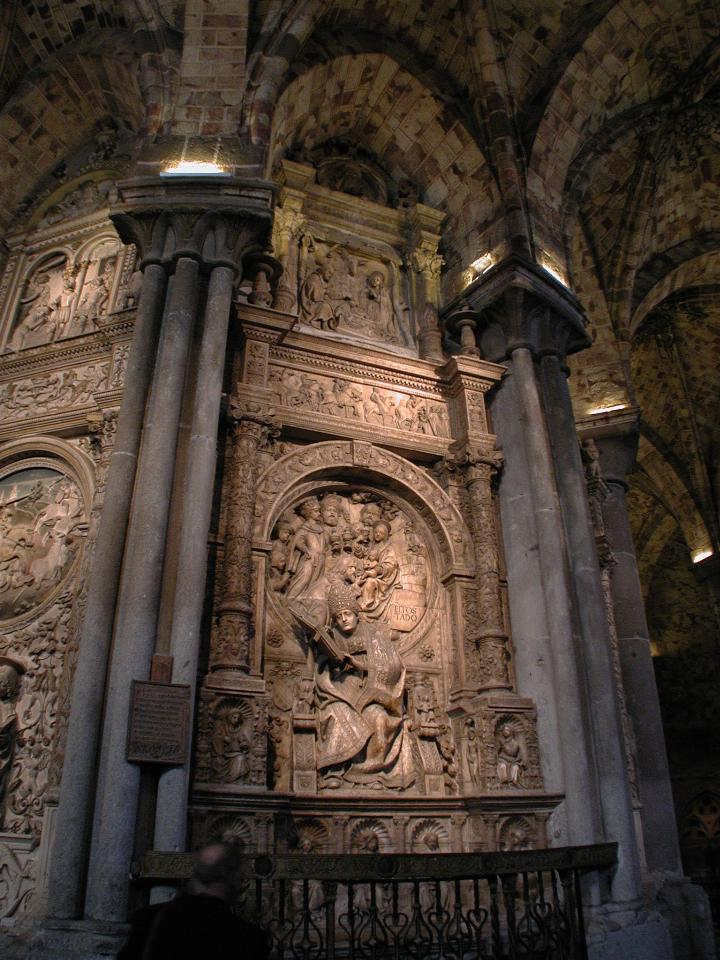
[188,843,241,901]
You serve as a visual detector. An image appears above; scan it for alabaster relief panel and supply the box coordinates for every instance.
[0,458,90,846]
[297,237,412,349]
[0,362,111,422]
[263,485,459,798]
[3,236,124,354]
[0,465,86,622]
[267,363,449,438]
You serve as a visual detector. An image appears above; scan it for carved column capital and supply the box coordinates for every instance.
[227,397,280,440]
[109,176,274,272]
[444,255,590,363]
[446,440,504,485]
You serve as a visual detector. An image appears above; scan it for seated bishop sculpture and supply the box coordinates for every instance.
[296,579,415,790]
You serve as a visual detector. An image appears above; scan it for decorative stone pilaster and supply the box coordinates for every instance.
[407,207,445,361]
[446,442,512,694]
[209,401,279,688]
[271,204,306,312]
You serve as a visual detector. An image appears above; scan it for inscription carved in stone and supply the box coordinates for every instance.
[127,681,190,765]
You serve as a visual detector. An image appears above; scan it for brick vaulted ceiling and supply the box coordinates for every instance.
[1,0,719,656]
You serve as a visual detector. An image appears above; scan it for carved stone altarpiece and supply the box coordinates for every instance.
[190,165,558,856]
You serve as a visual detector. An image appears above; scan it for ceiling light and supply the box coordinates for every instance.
[692,549,713,564]
[589,403,628,415]
[161,160,229,177]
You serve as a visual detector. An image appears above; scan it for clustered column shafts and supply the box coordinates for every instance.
[85,255,200,921]
[510,345,601,849]
[152,263,236,869]
[539,352,641,903]
[45,258,167,920]
[44,175,274,926]
[597,434,683,876]
[209,408,277,685]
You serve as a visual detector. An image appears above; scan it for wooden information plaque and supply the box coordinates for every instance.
[127,680,190,765]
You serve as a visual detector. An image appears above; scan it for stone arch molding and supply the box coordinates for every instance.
[254,440,474,579]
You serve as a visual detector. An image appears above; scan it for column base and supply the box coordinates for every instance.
[648,873,717,960]
[586,902,672,960]
[0,918,127,960]
[586,876,717,960]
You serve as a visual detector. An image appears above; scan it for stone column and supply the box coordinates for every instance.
[540,353,641,902]
[85,255,200,921]
[208,405,278,689]
[406,206,445,361]
[487,364,567,805]
[510,345,601,847]
[596,430,683,875]
[152,263,236,864]
[45,257,167,920]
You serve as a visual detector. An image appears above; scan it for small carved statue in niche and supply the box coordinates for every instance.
[464,717,481,788]
[211,704,251,783]
[499,816,533,852]
[293,580,413,791]
[365,271,399,343]
[0,657,23,823]
[52,265,78,340]
[496,721,526,787]
[269,713,291,791]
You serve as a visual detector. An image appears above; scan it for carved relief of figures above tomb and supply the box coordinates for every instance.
[267,365,449,437]
[2,233,126,355]
[297,239,410,348]
[0,467,86,622]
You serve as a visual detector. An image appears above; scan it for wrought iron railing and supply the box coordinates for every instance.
[136,843,617,960]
